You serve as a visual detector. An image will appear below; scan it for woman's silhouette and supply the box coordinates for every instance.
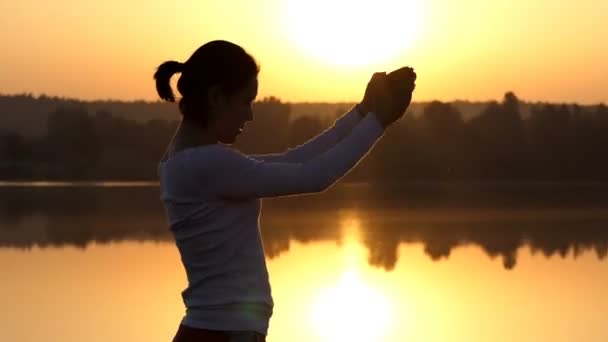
[154,40,415,342]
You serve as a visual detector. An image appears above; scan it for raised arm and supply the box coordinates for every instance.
[248,105,365,163]
[211,68,416,200]
[211,112,385,200]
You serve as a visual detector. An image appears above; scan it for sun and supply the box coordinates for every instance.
[281,0,423,68]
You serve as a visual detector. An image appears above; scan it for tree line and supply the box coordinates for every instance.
[1,93,607,181]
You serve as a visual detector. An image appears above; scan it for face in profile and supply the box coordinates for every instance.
[208,76,258,144]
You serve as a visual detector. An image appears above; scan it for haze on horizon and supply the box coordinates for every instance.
[1,0,606,104]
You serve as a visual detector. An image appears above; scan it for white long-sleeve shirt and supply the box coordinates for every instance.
[158,107,385,335]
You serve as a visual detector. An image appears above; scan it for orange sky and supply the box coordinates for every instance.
[1,0,607,103]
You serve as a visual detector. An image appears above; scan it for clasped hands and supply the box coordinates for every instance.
[358,66,417,129]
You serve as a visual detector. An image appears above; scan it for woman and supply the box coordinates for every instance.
[155,40,416,342]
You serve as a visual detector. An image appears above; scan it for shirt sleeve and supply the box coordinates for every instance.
[211,112,384,200]
[247,105,364,163]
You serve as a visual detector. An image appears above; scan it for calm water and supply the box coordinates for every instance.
[1,183,608,342]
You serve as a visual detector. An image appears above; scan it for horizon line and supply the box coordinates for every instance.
[1,92,606,107]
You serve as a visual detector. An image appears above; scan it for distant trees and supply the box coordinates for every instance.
[1,132,33,161]
[467,92,527,178]
[45,106,100,164]
[366,92,608,181]
[91,109,177,177]
[419,101,467,178]
[1,92,608,181]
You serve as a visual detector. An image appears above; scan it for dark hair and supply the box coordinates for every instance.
[154,40,260,126]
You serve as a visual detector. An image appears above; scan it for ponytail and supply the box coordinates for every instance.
[154,61,184,102]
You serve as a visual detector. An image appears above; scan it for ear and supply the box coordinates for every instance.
[207,85,226,109]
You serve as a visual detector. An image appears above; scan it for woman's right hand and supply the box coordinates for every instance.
[360,67,416,128]
[387,66,416,118]
[363,72,408,129]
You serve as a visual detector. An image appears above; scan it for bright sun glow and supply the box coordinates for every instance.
[307,215,395,341]
[309,269,394,341]
[282,0,422,67]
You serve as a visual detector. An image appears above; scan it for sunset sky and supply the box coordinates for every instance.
[1,0,606,104]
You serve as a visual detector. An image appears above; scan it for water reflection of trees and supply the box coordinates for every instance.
[1,186,607,270]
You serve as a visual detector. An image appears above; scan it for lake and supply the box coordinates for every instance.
[1,182,607,342]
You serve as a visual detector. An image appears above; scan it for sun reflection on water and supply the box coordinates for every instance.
[307,213,396,341]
